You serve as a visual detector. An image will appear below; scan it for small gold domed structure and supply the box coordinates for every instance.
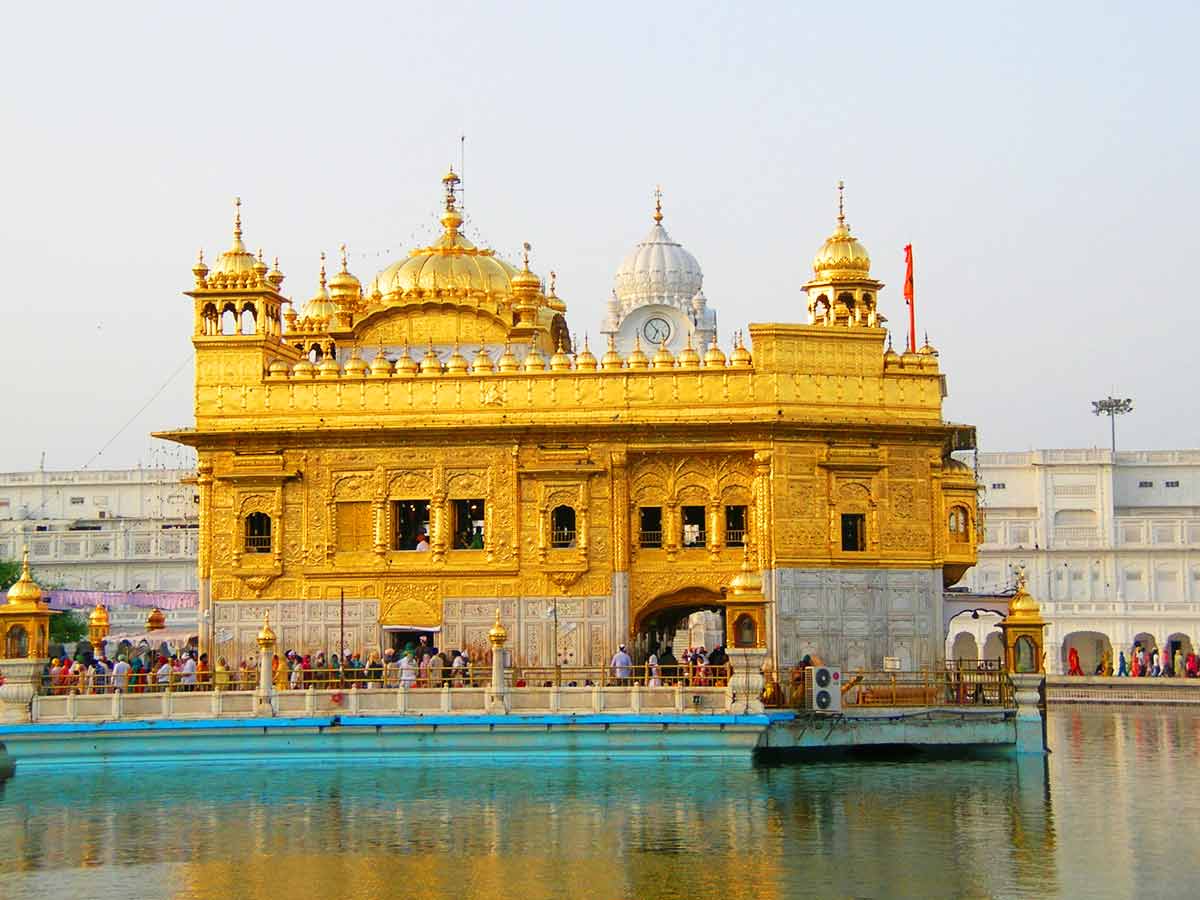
[497,343,521,373]
[601,334,624,371]
[256,611,277,649]
[301,253,339,322]
[549,339,573,372]
[369,348,394,378]
[267,357,291,379]
[652,343,676,369]
[730,550,763,596]
[328,244,362,305]
[291,357,317,378]
[395,343,419,376]
[211,197,258,278]
[343,346,369,377]
[419,341,443,376]
[146,607,166,631]
[446,342,470,375]
[522,344,547,372]
[677,333,701,369]
[5,548,45,610]
[626,335,649,370]
[0,547,52,660]
[729,332,752,369]
[471,346,496,374]
[703,338,727,368]
[487,608,508,648]
[575,336,598,372]
[317,354,342,379]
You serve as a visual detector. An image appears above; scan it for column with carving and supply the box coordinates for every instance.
[431,462,447,563]
[609,448,630,649]
[197,461,215,654]
[664,500,679,561]
[753,450,773,569]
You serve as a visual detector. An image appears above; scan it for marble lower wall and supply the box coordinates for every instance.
[771,567,943,670]
[439,594,617,666]
[213,599,380,665]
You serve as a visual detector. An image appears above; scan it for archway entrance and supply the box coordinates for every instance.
[950,632,979,662]
[633,588,726,663]
[1061,631,1113,676]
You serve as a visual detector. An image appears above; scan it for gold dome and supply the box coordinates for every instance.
[545,271,566,313]
[677,333,701,369]
[211,198,258,278]
[88,602,110,629]
[419,341,443,376]
[811,183,871,280]
[146,607,166,631]
[1007,571,1044,622]
[328,244,362,303]
[394,343,419,377]
[301,254,339,321]
[267,357,291,378]
[703,339,727,368]
[487,608,508,647]
[729,332,752,369]
[446,343,470,375]
[497,343,521,373]
[4,548,45,610]
[343,346,369,377]
[575,336,598,372]
[523,344,547,372]
[256,611,277,648]
[730,552,763,596]
[472,346,495,374]
[652,344,676,369]
[550,340,573,372]
[292,357,316,378]
[371,169,525,302]
[626,335,649,370]
[317,355,342,378]
[601,334,624,371]
[369,349,394,377]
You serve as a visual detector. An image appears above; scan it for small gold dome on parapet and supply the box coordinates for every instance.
[550,340,573,372]
[497,343,521,373]
[395,343,419,377]
[652,343,676,369]
[523,344,547,372]
[256,611,277,649]
[626,335,649,369]
[677,333,701,369]
[729,332,752,368]
[267,357,291,379]
[575,336,598,371]
[419,341,443,376]
[146,607,166,631]
[4,548,45,610]
[369,348,394,377]
[343,346,368,377]
[546,270,566,313]
[487,608,508,647]
[446,343,470,375]
[301,253,339,321]
[192,249,209,287]
[883,334,901,365]
[317,355,342,379]
[268,256,284,290]
[472,346,496,374]
[704,338,727,368]
[291,357,316,378]
[601,334,624,371]
[253,249,269,279]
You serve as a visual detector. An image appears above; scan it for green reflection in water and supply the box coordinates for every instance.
[0,707,1195,899]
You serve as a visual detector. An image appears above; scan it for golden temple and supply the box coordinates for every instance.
[158,172,978,670]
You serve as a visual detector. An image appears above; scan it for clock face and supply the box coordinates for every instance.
[642,316,671,345]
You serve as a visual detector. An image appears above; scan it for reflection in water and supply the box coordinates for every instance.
[2,708,1196,899]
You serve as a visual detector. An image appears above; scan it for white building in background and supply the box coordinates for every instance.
[601,191,717,356]
[0,468,199,592]
[949,449,1200,674]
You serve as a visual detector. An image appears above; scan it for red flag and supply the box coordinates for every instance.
[903,244,916,353]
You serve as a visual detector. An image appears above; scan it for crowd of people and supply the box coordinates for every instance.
[38,636,481,695]
[1067,643,1200,678]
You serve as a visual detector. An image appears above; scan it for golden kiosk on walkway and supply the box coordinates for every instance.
[0,548,53,661]
[999,572,1047,675]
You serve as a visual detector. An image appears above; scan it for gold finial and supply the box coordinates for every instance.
[653,185,663,224]
[339,243,349,272]
[234,196,243,240]
[836,180,845,228]
[583,334,590,351]
[487,607,508,647]
[197,248,205,265]
[443,167,460,210]
[607,333,616,350]
[318,251,326,288]
[549,270,557,295]
[521,241,531,270]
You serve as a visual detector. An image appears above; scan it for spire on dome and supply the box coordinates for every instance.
[836,180,846,229]
[653,185,663,224]
[233,196,244,248]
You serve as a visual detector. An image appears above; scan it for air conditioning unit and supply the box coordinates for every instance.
[805,666,842,713]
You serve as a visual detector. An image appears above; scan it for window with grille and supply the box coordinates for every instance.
[244,512,272,553]
[725,505,747,546]
[681,506,706,547]
[392,500,430,550]
[551,506,577,548]
[841,514,866,551]
[638,507,662,548]
[452,499,486,549]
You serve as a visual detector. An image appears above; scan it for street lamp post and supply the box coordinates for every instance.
[1091,396,1133,457]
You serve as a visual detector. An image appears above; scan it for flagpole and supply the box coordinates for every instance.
[903,244,917,353]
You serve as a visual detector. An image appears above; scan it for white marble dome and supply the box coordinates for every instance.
[613,221,703,311]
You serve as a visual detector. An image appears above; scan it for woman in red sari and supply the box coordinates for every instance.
[1067,647,1084,676]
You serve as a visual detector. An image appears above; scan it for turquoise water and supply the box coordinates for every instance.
[1,706,1197,899]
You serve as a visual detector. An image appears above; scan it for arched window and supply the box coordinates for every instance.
[837,292,855,311]
[551,506,576,548]
[240,305,257,335]
[308,344,323,363]
[201,303,219,336]
[245,512,272,553]
[949,506,970,541]
[221,306,238,336]
[5,624,28,659]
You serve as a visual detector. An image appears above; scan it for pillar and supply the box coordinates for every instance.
[256,612,277,716]
[486,608,509,714]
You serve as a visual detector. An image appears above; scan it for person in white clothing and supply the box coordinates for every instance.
[156,659,172,691]
[112,656,132,692]
[180,653,198,691]
[647,650,661,688]
[398,651,417,687]
[610,645,633,685]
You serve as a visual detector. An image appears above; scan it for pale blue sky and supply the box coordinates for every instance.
[2,1,1196,470]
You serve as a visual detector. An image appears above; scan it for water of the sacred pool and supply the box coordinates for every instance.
[1,707,1198,899]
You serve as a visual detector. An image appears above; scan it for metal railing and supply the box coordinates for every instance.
[509,663,731,688]
[783,664,1014,709]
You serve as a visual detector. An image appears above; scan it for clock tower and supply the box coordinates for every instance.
[602,189,716,355]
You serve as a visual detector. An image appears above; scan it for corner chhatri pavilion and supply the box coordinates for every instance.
[158,173,979,671]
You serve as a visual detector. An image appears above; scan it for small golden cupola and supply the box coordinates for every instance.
[804,182,885,328]
[327,244,363,309]
[300,253,339,324]
[208,197,259,285]
[1,548,53,660]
